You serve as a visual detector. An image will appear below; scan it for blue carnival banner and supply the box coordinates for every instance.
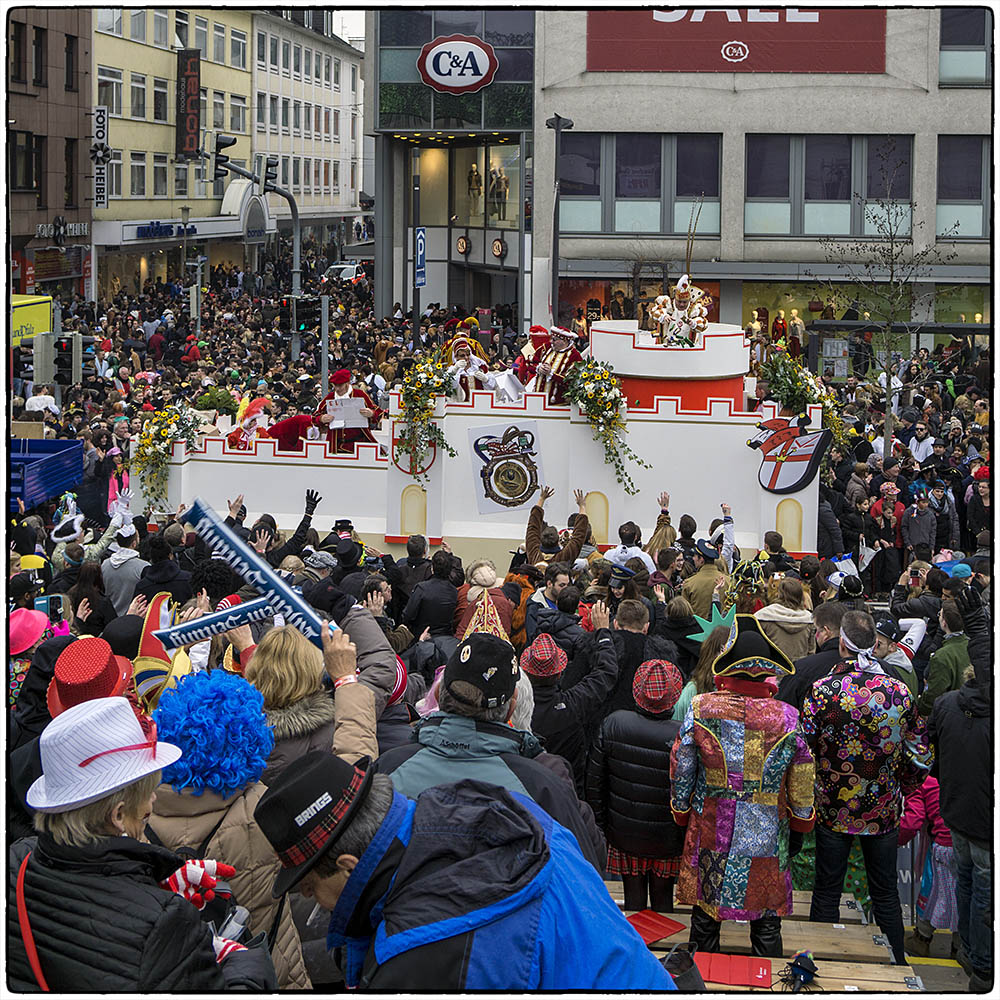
[153,595,274,650]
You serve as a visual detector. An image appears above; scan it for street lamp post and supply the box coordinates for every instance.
[179,204,191,286]
[545,114,573,327]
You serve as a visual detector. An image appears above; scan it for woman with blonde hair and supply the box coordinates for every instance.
[755,577,816,662]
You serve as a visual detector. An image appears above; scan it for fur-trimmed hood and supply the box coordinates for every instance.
[265,690,336,742]
[754,603,814,631]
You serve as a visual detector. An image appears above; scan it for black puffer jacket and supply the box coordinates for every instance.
[528,605,585,654]
[889,585,941,670]
[585,710,685,859]
[8,835,276,991]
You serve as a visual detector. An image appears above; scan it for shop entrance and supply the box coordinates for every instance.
[449,264,517,316]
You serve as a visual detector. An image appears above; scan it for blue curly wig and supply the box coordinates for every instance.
[153,670,274,798]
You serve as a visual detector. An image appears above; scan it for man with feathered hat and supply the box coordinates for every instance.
[443,335,496,402]
[670,614,816,957]
[524,326,583,405]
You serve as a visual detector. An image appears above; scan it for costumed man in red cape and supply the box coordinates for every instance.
[524,325,583,405]
[267,409,323,452]
[226,397,271,450]
[317,368,384,453]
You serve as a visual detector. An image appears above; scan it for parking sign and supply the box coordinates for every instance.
[415,227,426,288]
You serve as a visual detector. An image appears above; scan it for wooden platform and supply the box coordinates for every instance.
[703,960,925,992]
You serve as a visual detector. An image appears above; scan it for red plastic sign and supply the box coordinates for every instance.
[417,34,499,94]
[587,9,886,73]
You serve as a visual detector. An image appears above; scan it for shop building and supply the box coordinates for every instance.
[531,8,990,356]
[251,11,364,257]
[8,8,94,299]
[363,8,535,326]
[90,8,267,298]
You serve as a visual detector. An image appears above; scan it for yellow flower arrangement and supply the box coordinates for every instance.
[396,349,457,482]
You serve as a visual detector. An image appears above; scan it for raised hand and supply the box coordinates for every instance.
[364,591,386,617]
[304,489,322,515]
[75,597,92,622]
[573,488,586,510]
[539,486,555,506]
[590,600,610,631]
[227,494,244,519]
[653,584,667,604]
[321,621,357,680]
[250,527,272,554]
[720,502,731,517]
[126,594,148,618]
[657,491,670,509]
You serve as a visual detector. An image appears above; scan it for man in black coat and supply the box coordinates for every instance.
[927,587,992,992]
[523,601,618,794]
[776,601,845,710]
[132,534,193,606]
[527,585,586,653]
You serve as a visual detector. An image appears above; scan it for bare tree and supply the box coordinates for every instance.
[622,239,669,328]
[810,137,958,463]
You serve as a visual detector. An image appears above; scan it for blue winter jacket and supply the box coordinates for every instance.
[326,780,675,991]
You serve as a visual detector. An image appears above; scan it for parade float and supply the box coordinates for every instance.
[131,275,829,557]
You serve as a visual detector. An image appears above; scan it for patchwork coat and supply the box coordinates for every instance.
[670,686,816,921]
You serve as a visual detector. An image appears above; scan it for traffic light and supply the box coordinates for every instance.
[296,296,321,332]
[279,297,292,330]
[262,155,279,193]
[213,133,238,181]
[53,335,74,386]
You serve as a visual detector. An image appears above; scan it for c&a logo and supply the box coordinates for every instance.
[416,34,500,94]
[721,40,750,62]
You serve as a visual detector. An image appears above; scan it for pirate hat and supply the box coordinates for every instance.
[712,614,795,678]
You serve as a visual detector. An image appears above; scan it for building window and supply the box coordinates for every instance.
[281,97,290,131]
[11,21,26,82]
[33,136,46,207]
[230,29,246,69]
[304,48,311,80]
[269,35,278,71]
[304,102,312,135]
[109,149,122,198]
[214,172,225,198]
[292,157,300,190]
[175,161,188,196]
[175,11,188,48]
[231,94,246,132]
[97,9,123,36]
[130,151,146,197]
[324,55,331,85]
[64,138,77,207]
[194,160,205,197]
[333,58,340,88]
[745,134,911,237]
[559,133,602,230]
[332,160,340,191]
[64,34,77,90]
[10,131,35,190]
[130,10,145,43]
[153,77,168,122]
[304,157,311,191]
[293,44,301,76]
[213,91,225,129]
[31,27,46,86]
[351,114,357,141]
[195,17,208,58]
[199,87,207,129]
[939,7,992,86]
[350,161,357,190]
[614,133,660,232]
[293,100,301,132]
[153,9,168,48]
[257,31,266,66]
[97,66,123,115]
[351,64,357,92]
[213,23,225,63]
[324,160,330,188]
[312,159,319,189]
[316,105,322,133]
[269,94,278,130]
[282,39,290,75]
[153,153,168,196]
[130,73,146,119]
[937,134,989,237]
[256,93,266,130]
[324,107,330,136]
[281,155,289,186]
[333,109,340,139]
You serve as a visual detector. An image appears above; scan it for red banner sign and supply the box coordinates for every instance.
[175,49,201,159]
[587,9,886,73]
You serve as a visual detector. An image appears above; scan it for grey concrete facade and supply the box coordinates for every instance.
[531,8,990,324]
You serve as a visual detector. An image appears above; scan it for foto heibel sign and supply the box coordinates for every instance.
[175,49,201,159]
[587,8,886,74]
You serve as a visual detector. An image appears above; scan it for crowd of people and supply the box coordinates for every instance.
[6,251,993,991]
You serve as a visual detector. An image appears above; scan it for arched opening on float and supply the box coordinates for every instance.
[775,498,803,553]
[400,485,427,537]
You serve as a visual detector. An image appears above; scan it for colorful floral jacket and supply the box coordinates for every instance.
[800,659,932,836]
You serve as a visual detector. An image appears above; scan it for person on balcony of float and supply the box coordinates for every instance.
[525,327,583,406]
[316,368,384,453]
[444,336,496,402]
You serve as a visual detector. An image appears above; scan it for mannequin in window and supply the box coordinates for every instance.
[496,166,509,221]
[746,310,765,367]
[771,308,788,346]
[467,162,482,215]
[755,306,769,332]
[787,308,805,360]
[745,308,762,340]
[487,163,500,218]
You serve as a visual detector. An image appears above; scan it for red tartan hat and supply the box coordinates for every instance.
[253,751,373,897]
[632,659,684,715]
[519,633,567,677]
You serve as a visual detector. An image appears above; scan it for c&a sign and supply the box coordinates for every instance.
[416,34,499,94]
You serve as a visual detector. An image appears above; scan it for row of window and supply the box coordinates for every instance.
[257,32,351,91]
[9,23,78,90]
[97,67,248,133]
[558,133,990,239]
[253,94,355,142]
[10,132,80,209]
[97,9,249,70]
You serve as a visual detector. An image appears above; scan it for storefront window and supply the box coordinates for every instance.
[483,83,532,129]
[484,9,534,46]
[935,284,990,324]
[558,277,721,330]
[413,147,449,226]
[433,10,482,37]
[487,143,520,230]
[494,49,533,82]
[379,83,431,130]
[434,91,482,130]
[379,10,431,47]
[453,145,486,227]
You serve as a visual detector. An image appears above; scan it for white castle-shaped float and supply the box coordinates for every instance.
[138,285,823,556]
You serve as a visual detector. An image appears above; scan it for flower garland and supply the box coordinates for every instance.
[564,358,650,495]
[758,347,850,446]
[133,405,202,507]
[397,351,457,481]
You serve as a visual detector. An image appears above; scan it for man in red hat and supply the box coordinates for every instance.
[525,326,583,405]
[316,368,384,453]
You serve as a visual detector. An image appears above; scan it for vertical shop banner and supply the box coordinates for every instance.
[469,422,543,515]
[91,105,109,209]
[175,50,201,159]
[586,9,886,74]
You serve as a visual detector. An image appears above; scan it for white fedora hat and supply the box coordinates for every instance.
[28,697,182,814]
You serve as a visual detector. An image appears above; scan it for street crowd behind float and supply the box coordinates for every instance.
[7,243,994,992]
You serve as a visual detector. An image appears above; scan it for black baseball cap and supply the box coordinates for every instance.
[8,572,41,600]
[873,615,902,643]
[443,633,519,710]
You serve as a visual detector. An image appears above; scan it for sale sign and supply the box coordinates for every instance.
[587,8,886,74]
